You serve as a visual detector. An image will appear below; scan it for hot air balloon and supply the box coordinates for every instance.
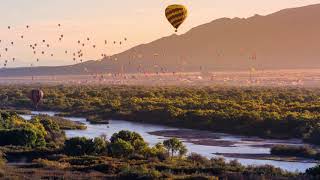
[165,4,188,32]
[28,89,44,109]
[93,45,96,48]
[26,25,29,29]
[21,35,24,39]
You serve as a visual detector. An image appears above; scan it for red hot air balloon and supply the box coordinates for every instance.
[28,89,44,109]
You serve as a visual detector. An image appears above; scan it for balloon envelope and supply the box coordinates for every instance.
[165,4,188,32]
[28,89,44,109]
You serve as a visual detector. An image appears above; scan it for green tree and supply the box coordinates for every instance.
[109,139,134,157]
[163,138,186,158]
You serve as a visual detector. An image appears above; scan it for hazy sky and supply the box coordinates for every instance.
[1,0,320,67]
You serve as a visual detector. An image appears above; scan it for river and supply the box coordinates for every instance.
[20,111,318,172]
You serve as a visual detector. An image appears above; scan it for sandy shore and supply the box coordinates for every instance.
[214,153,318,163]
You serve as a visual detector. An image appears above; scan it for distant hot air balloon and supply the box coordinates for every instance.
[165,4,188,32]
[28,89,44,109]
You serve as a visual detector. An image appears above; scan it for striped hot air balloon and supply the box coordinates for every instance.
[165,4,188,32]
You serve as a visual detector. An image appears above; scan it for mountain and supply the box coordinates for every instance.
[1,4,320,77]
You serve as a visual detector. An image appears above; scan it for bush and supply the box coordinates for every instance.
[109,139,134,157]
[187,153,210,165]
[33,158,70,169]
[64,137,107,156]
[0,129,38,147]
[271,145,317,159]
[306,164,320,176]
[119,165,161,180]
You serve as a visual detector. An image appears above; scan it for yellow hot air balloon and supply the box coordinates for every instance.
[165,4,188,32]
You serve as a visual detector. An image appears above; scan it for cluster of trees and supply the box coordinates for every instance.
[0,111,65,147]
[64,130,186,160]
[1,85,320,145]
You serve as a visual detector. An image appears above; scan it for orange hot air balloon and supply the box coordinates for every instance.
[165,4,188,32]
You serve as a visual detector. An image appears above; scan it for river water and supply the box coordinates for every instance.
[20,111,317,172]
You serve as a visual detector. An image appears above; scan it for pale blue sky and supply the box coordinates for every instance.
[0,0,319,67]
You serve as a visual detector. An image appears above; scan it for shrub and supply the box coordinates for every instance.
[271,145,317,159]
[0,129,38,147]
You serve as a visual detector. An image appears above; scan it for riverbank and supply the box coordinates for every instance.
[19,111,318,172]
[214,153,318,163]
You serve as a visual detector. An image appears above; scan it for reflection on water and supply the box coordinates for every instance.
[21,111,317,172]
